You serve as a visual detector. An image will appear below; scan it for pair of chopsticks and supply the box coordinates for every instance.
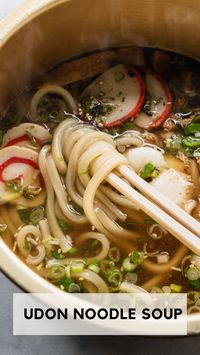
[105,164,200,256]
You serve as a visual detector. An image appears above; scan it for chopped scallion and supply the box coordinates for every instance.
[108,247,120,263]
[71,262,84,273]
[57,219,69,234]
[69,247,77,255]
[100,259,115,276]
[122,257,138,272]
[6,177,23,192]
[68,283,81,293]
[140,162,159,180]
[52,250,65,259]
[170,283,182,293]
[56,277,74,291]
[49,265,66,280]
[108,270,122,287]
[30,206,44,225]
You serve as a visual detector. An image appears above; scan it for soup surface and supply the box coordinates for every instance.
[1,47,200,311]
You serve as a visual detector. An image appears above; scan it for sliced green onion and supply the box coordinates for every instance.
[30,206,44,225]
[69,247,77,255]
[57,219,69,234]
[190,279,200,290]
[0,223,7,234]
[170,283,182,293]
[68,283,81,293]
[6,177,23,192]
[108,270,122,287]
[56,277,73,291]
[18,209,31,224]
[52,250,65,259]
[125,272,138,284]
[88,264,100,274]
[22,187,35,200]
[187,267,200,281]
[122,257,137,272]
[140,162,159,180]
[49,265,65,280]
[184,123,200,135]
[182,136,200,148]
[71,262,84,273]
[108,247,120,263]
[131,251,142,265]
[100,259,115,275]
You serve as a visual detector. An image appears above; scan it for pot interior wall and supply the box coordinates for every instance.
[0,0,200,116]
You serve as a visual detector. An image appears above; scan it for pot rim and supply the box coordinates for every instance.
[0,0,199,335]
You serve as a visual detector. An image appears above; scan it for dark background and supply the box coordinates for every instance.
[1,272,200,355]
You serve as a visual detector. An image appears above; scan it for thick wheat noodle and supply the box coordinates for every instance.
[46,153,87,225]
[30,85,77,121]
[39,145,72,253]
[142,244,188,274]
[51,118,77,174]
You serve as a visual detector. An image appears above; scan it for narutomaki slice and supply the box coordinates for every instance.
[134,71,172,130]
[0,146,39,204]
[79,64,145,128]
[2,123,52,149]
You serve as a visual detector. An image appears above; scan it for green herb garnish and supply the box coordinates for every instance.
[22,187,35,200]
[56,278,77,292]
[131,252,142,265]
[52,250,65,259]
[29,206,44,224]
[140,162,159,180]
[190,279,200,290]
[18,206,44,225]
[182,136,200,148]
[69,247,77,255]
[6,177,23,192]
[58,219,69,234]
[184,123,200,135]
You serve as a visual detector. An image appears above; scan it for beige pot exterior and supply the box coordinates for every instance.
[0,0,200,334]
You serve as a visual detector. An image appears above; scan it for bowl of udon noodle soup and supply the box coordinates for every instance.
[1,0,200,335]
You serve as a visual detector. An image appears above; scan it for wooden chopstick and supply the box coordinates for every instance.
[106,171,200,256]
[118,164,200,238]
